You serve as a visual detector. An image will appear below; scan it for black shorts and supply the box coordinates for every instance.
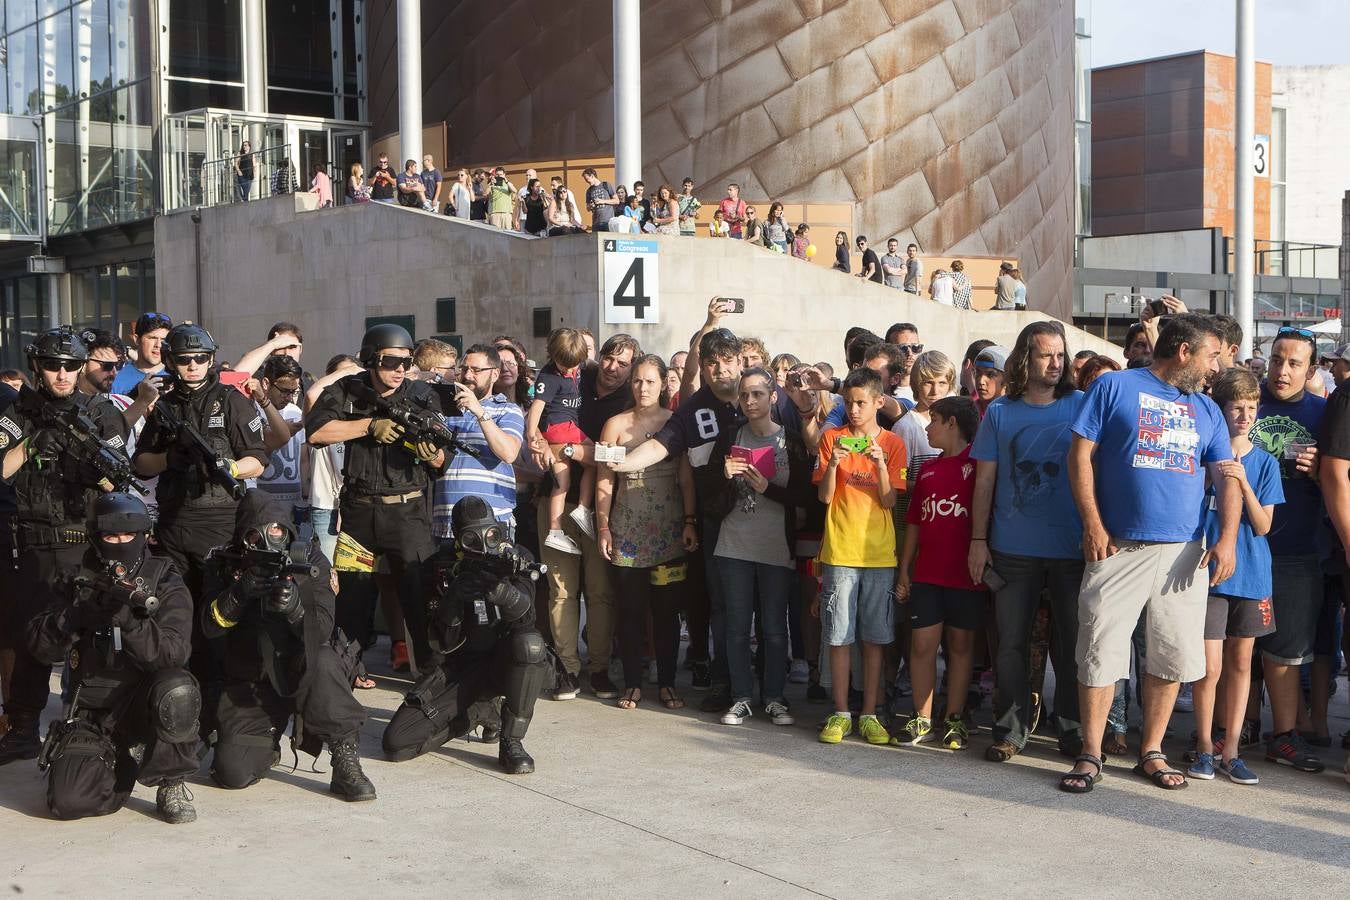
[908,582,986,630]
[1204,595,1275,641]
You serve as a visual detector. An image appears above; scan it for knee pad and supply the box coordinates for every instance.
[149,670,202,745]
[511,630,547,666]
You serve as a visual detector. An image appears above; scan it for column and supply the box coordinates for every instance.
[1233,0,1255,359]
[243,0,267,114]
[398,0,423,164]
[612,0,641,189]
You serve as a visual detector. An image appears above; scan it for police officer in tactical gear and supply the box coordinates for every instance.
[382,496,550,774]
[306,324,446,679]
[200,489,375,801]
[25,492,201,824]
[133,324,267,740]
[0,328,131,765]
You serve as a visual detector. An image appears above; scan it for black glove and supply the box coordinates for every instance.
[212,577,255,625]
[484,579,532,622]
[263,580,301,624]
[71,585,124,631]
[456,568,494,600]
[28,427,66,460]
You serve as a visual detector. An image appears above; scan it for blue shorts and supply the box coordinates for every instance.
[820,564,894,646]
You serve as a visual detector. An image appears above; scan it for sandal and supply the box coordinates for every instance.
[1058,754,1104,793]
[353,674,377,690]
[1103,732,1129,756]
[985,739,1019,762]
[659,688,685,710]
[616,688,641,710]
[1133,750,1188,790]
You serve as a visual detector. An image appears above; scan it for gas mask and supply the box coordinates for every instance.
[246,524,291,554]
[450,496,507,558]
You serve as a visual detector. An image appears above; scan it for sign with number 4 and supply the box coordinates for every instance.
[603,238,660,324]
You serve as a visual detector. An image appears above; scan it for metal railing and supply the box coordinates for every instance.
[196,144,299,208]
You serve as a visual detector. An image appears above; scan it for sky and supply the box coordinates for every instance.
[1090,0,1350,68]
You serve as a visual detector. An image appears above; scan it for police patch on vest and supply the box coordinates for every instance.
[208,415,225,429]
[106,434,125,450]
[0,431,8,450]
[211,400,221,414]
[0,416,20,441]
[69,648,80,670]
[248,416,263,434]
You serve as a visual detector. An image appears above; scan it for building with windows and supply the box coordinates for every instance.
[0,0,369,366]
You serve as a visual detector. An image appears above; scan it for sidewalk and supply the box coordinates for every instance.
[2,661,1346,898]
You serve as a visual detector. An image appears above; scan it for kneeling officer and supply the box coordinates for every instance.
[27,493,201,824]
[201,489,375,801]
[383,496,550,773]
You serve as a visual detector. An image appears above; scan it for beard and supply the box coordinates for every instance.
[1173,362,1209,394]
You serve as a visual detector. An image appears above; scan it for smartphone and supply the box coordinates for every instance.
[837,434,871,453]
[218,370,251,397]
[593,444,627,464]
[981,564,1008,593]
[721,297,745,313]
[786,371,803,388]
[1147,298,1168,317]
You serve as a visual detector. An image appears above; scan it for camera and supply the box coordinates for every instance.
[786,371,804,388]
[593,444,627,464]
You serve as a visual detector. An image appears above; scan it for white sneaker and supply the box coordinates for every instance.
[568,505,596,538]
[1175,683,1194,713]
[721,699,753,725]
[544,529,582,555]
[788,659,809,684]
[766,700,794,726]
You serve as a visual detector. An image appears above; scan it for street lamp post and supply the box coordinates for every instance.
[1234,0,1255,359]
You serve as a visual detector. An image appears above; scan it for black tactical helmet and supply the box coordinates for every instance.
[26,326,89,364]
[88,492,154,535]
[164,323,219,356]
[359,323,415,365]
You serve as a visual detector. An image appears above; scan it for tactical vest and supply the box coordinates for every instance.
[156,381,244,513]
[8,390,123,534]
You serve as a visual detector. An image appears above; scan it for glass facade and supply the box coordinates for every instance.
[68,257,155,334]
[0,274,49,369]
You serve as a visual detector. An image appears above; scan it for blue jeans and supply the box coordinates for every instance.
[719,556,792,702]
[311,507,338,563]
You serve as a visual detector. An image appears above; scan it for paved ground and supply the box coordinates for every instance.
[3,648,1347,898]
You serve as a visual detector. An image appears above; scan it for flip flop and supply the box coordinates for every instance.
[617,688,641,710]
[659,688,685,710]
[353,674,377,690]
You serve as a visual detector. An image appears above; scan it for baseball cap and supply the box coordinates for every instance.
[975,345,1010,371]
[1321,342,1349,362]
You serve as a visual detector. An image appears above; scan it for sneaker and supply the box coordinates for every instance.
[858,714,890,745]
[1305,733,1333,748]
[552,671,580,701]
[699,685,731,713]
[893,715,933,746]
[941,715,969,750]
[1174,683,1194,713]
[788,659,809,684]
[567,505,596,538]
[1265,731,1325,772]
[590,671,620,700]
[721,699,753,725]
[818,713,853,744]
[544,529,582,555]
[390,640,410,674]
[806,682,827,702]
[1238,719,1261,749]
[1188,751,1216,780]
[1218,756,1259,785]
[691,660,711,690]
[765,700,795,726]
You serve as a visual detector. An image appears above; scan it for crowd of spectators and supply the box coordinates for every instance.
[9,286,1348,795]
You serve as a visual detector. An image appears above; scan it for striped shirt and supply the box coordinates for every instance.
[432,393,525,537]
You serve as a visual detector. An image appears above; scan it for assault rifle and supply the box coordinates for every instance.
[72,561,161,617]
[150,400,247,499]
[21,386,141,494]
[210,544,318,581]
[351,381,480,460]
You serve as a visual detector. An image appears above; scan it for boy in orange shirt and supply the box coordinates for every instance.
[813,368,908,745]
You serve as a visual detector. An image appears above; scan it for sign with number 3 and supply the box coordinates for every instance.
[603,238,660,324]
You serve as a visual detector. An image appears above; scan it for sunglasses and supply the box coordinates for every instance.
[38,358,83,373]
[897,343,924,354]
[1277,326,1316,340]
[374,355,414,371]
[173,353,212,366]
[88,360,118,372]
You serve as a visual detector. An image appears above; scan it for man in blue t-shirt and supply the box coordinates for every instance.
[1249,327,1328,773]
[968,322,1086,761]
[110,311,172,395]
[1059,314,1239,793]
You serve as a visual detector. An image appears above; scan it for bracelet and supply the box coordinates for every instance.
[971,537,987,542]
[830,377,842,394]
[683,515,698,523]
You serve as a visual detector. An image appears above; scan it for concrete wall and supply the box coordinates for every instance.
[368,0,1079,321]
[153,195,1116,374]
[1272,65,1350,247]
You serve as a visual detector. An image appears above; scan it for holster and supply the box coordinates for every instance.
[402,664,449,722]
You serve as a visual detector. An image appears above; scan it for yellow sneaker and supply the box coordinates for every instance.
[818,713,853,744]
[858,714,891,745]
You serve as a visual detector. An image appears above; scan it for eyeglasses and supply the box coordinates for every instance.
[173,353,212,366]
[896,343,924,354]
[373,355,414,371]
[38,358,83,373]
[88,360,118,372]
[463,365,498,376]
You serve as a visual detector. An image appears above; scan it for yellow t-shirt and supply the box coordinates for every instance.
[814,426,908,568]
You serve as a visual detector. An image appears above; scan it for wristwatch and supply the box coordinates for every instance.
[562,443,575,459]
[475,411,491,424]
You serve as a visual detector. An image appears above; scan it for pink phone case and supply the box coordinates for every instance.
[731,445,776,479]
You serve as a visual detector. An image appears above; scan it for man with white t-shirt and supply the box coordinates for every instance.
[305,354,361,562]
[253,355,307,521]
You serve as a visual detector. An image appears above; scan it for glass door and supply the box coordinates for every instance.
[0,115,44,241]
[331,129,365,203]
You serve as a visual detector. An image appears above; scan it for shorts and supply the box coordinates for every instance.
[908,582,987,630]
[1075,539,1208,686]
[1258,555,1323,666]
[542,421,587,445]
[820,564,894,646]
[1204,595,1275,640]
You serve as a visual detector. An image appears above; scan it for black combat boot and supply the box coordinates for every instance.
[498,738,535,774]
[0,717,41,766]
[329,738,376,801]
[155,779,197,824]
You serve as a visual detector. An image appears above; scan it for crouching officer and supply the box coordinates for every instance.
[383,496,549,774]
[306,324,445,680]
[26,493,201,824]
[200,489,375,801]
[0,327,130,765]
